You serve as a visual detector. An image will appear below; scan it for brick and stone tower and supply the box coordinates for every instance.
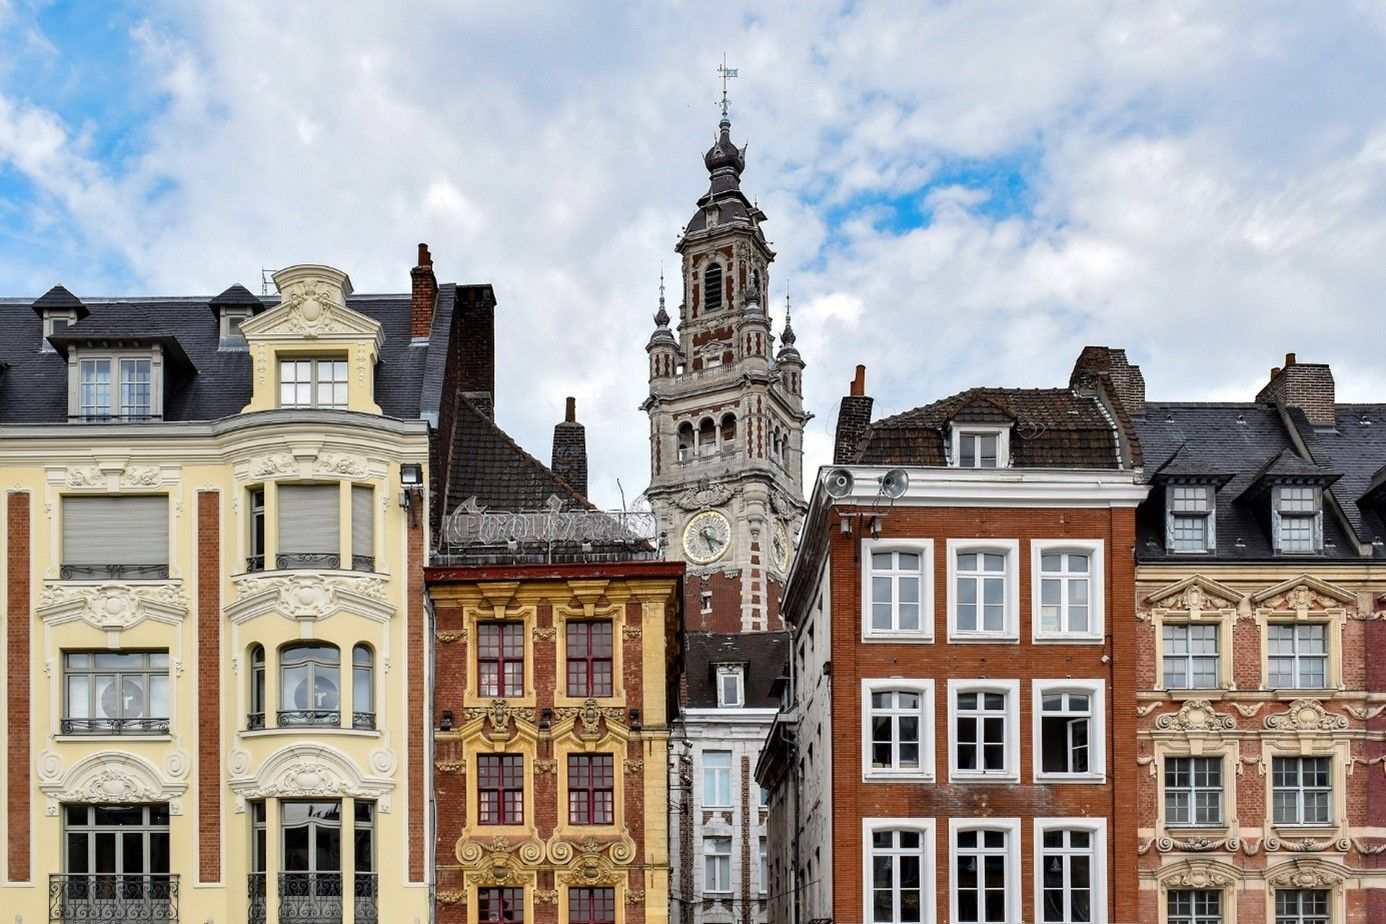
[643,112,809,633]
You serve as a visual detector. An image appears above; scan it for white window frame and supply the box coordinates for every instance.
[715,664,744,708]
[1166,483,1216,553]
[862,539,934,641]
[950,426,1010,469]
[1266,622,1330,690]
[1030,540,1104,643]
[219,308,253,347]
[703,835,732,894]
[948,817,1021,924]
[702,751,732,807]
[42,309,78,351]
[862,679,935,782]
[1033,817,1108,924]
[1163,754,1227,829]
[69,349,162,421]
[758,835,768,896]
[1031,679,1106,784]
[947,679,1020,783]
[863,817,937,924]
[278,356,349,409]
[1271,756,1334,828]
[1272,485,1323,554]
[947,539,1020,642]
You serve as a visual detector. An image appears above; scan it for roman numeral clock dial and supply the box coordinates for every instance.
[682,509,732,565]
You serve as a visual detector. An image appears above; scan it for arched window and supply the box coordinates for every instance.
[699,418,717,456]
[352,644,375,730]
[703,263,723,312]
[678,422,695,462]
[721,413,737,446]
[248,644,266,730]
[279,642,340,727]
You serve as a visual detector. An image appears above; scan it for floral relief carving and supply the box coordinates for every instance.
[41,753,186,817]
[626,892,646,905]
[534,890,559,905]
[436,630,465,643]
[1266,862,1348,888]
[228,572,392,624]
[1230,702,1266,718]
[314,453,369,477]
[248,453,296,478]
[532,627,557,643]
[65,465,104,487]
[553,699,626,742]
[228,744,394,813]
[1264,699,1348,732]
[36,581,188,632]
[435,761,465,774]
[463,700,536,741]
[436,891,465,906]
[121,464,162,486]
[534,759,557,774]
[624,760,644,774]
[1344,704,1386,721]
[1155,699,1236,732]
[1147,575,1243,615]
[672,482,734,511]
[1135,703,1160,717]
[622,625,642,641]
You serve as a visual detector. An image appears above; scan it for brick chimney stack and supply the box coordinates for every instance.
[833,364,874,464]
[1256,352,1336,426]
[1069,345,1146,415]
[552,397,588,498]
[410,242,438,341]
[455,286,497,420]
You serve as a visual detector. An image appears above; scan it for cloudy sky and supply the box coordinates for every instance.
[2,2,1385,508]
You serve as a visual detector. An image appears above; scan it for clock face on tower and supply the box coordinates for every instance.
[770,519,792,572]
[683,509,732,565]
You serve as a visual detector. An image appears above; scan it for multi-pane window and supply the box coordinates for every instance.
[76,357,155,420]
[1165,757,1223,827]
[868,549,924,635]
[478,622,525,698]
[279,358,348,409]
[1168,485,1215,552]
[1274,486,1321,553]
[869,829,925,924]
[352,644,374,730]
[568,754,614,825]
[1168,890,1221,924]
[1268,624,1328,688]
[703,751,732,806]
[120,358,152,419]
[1275,889,1329,924]
[63,804,171,891]
[1038,552,1091,636]
[478,887,523,923]
[955,689,1008,776]
[956,828,1009,924]
[79,359,111,418]
[63,651,170,734]
[1272,757,1332,826]
[569,887,616,924]
[280,800,344,910]
[279,642,340,726]
[1162,624,1220,689]
[566,621,613,697]
[1039,829,1094,924]
[248,644,266,729]
[717,665,744,707]
[955,551,1007,634]
[869,690,924,774]
[248,488,266,571]
[958,431,1001,468]
[704,837,732,893]
[1039,691,1091,776]
[478,754,524,825]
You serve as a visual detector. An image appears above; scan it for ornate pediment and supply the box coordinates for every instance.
[1251,575,1356,615]
[1145,575,1244,614]
[36,580,188,631]
[1155,858,1242,892]
[1154,699,1237,733]
[1264,699,1349,733]
[240,265,384,347]
[40,752,187,817]
[1266,859,1348,889]
[229,743,394,813]
[227,572,394,624]
[552,699,628,743]
[463,700,538,744]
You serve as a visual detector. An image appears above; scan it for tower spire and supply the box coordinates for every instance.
[718,54,739,121]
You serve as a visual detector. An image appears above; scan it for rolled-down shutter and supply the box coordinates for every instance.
[351,486,374,563]
[278,485,340,554]
[62,496,168,566]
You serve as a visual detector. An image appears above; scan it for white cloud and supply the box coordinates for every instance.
[0,2,1385,507]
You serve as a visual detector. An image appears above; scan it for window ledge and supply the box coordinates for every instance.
[239,727,380,739]
[233,566,389,580]
[864,770,934,783]
[1164,825,1229,836]
[946,633,1019,644]
[1034,772,1106,785]
[862,632,935,643]
[1032,634,1104,645]
[54,734,173,743]
[1269,824,1340,835]
[948,771,1019,784]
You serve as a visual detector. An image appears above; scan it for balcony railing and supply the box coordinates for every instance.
[279,871,342,924]
[246,712,266,731]
[61,717,170,735]
[247,554,266,573]
[277,710,340,728]
[50,873,178,921]
[249,873,267,924]
[351,712,376,731]
[277,552,340,571]
[354,873,377,924]
[350,555,375,573]
[60,563,169,580]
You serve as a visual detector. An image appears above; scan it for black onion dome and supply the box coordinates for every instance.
[704,118,746,176]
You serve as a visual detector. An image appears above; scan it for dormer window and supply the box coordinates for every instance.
[951,427,1008,468]
[219,309,252,349]
[1273,486,1322,554]
[280,357,347,409]
[1167,484,1215,553]
[715,664,744,708]
[73,354,158,422]
[42,310,78,352]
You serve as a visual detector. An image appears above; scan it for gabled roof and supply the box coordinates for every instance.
[30,284,89,318]
[443,397,590,514]
[207,284,265,316]
[683,631,789,710]
[1234,447,1340,504]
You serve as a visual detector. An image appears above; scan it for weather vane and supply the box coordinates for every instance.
[718,53,739,120]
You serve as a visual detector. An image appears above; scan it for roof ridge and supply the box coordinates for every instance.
[455,397,594,510]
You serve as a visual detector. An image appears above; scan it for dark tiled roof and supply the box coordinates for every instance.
[443,397,590,514]
[683,631,789,710]
[1132,403,1385,561]
[850,387,1122,468]
[208,284,265,313]
[31,284,88,317]
[0,287,464,424]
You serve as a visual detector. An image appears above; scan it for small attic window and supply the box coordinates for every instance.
[1273,485,1322,554]
[715,663,744,708]
[951,426,1008,469]
[42,311,77,352]
[219,308,253,350]
[1167,484,1216,553]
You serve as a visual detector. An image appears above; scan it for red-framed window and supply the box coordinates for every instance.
[478,622,524,698]
[478,754,524,825]
[568,754,615,825]
[566,621,613,697]
[479,886,524,922]
[569,887,615,924]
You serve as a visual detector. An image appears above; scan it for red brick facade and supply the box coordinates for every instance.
[196,491,221,883]
[7,491,30,883]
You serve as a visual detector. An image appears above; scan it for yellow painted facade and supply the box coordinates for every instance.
[0,264,433,923]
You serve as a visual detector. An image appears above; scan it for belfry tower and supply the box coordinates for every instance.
[643,105,809,633]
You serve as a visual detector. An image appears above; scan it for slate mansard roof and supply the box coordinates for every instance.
[0,284,476,424]
[847,387,1127,469]
[683,631,789,711]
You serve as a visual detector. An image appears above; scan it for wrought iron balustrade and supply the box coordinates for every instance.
[277,552,341,570]
[277,710,340,728]
[50,873,178,921]
[246,712,266,731]
[350,555,375,573]
[351,712,376,731]
[246,554,266,573]
[279,871,343,924]
[248,873,267,924]
[61,716,169,735]
[354,873,377,924]
[60,563,170,580]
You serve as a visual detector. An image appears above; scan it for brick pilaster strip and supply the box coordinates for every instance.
[197,491,221,882]
[7,491,30,882]
[408,518,426,881]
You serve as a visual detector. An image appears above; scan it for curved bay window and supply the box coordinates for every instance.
[63,651,169,735]
[279,643,341,727]
[352,645,375,730]
[247,645,266,730]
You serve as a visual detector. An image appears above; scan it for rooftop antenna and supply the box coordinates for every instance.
[717,53,739,120]
[260,268,272,296]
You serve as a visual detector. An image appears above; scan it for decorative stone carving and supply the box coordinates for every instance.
[622,626,642,641]
[121,464,162,486]
[553,699,626,742]
[37,750,64,782]
[36,581,188,632]
[463,700,536,741]
[436,891,465,905]
[435,761,465,774]
[41,753,187,817]
[229,744,394,812]
[1266,861,1347,888]
[163,751,190,780]
[625,760,644,774]
[1345,704,1386,721]
[1146,575,1243,615]
[534,759,557,774]
[1252,575,1356,616]
[626,892,646,905]
[248,453,296,477]
[1264,699,1348,732]
[1155,699,1237,732]
[459,837,545,870]
[1135,702,1160,717]
[1230,702,1266,717]
[228,749,251,776]
[534,890,559,905]
[1155,859,1240,892]
[1264,836,1352,853]
[532,627,556,643]
[65,465,105,487]
[672,482,734,511]
[227,572,394,624]
[368,748,397,776]
[315,453,369,477]
[436,630,465,643]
